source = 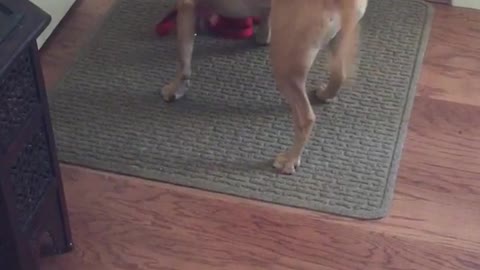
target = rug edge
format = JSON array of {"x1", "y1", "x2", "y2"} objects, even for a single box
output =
[{"x1": 376, "y1": 0, "x2": 435, "y2": 219}]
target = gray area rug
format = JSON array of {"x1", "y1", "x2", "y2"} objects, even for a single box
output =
[{"x1": 48, "y1": 0, "x2": 433, "y2": 219}]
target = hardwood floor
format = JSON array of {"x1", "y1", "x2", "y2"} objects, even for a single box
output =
[{"x1": 39, "y1": 1, "x2": 480, "y2": 269}]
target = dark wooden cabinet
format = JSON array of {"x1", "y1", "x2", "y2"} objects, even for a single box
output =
[{"x1": 0, "y1": 0, "x2": 73, "y2": 269}]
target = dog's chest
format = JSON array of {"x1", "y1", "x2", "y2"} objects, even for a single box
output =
[{"x1": 197, "y1": 0, "x2": 270, "y2": 17}]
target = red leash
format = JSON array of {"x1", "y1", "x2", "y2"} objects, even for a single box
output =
[{"x1": 155, "y1": 9, "x2": 259, "y2": 40}]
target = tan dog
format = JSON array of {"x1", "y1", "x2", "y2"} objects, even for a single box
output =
[{"x1": 162, "y1": 0, "x2": 368, "y2": 174}]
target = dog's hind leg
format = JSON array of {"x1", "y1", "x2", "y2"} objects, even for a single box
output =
[
  {"x1": 162, "y1": 0, "x2": 196, "y2": 102},
  {"x1": 316, "y1": 0, "x2": 366, "y2": 102},
  {"x1": 315, "y1": 31, "x2": 353, "y2": 103}
]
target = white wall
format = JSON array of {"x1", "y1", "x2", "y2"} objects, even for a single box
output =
[
  {"x1": 452, "y1": 0, "x2": 480, "y2": 9},
  {"x1": 29, "y1": 0, "x2": 77, "y2": 48}
]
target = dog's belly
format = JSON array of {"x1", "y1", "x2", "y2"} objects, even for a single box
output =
[{"x1": 197, "y1": 0, "x2": 270, "y2": 17}]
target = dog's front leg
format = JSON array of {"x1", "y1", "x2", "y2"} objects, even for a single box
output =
[
  {"x1": 270, "y1": 43, "x2": 318, "y2": 174},
  {"x1": 162, "y1": 0, "x2": 196, "y2": 102}
]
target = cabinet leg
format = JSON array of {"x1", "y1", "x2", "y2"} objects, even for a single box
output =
[{"x1": 37, "y1": 190, "x2": 74, "y2": 257}]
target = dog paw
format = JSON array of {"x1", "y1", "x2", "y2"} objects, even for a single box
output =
[
  {"x1": 273, "y1": 152, "x2": 301, "y2": 175},
  {"x1": 161, "y1": 80, "x2": 189, "y2": 103},
  {"x1": 315, "y1": 85, "x2": 338, "y2": 103}
]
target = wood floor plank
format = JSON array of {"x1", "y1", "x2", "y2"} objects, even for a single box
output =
[
  {"x1": 424, "y1": 5, "x2": 480, "y2": 72},
  {"x1": 402, "y1": 97, "x2": 480, "y2": 179},
  {"x1": 417, "y1": 5, "x2": 480, "y2": 105},
  {"x1": 40, "y1": 165, "x2": 479, "y2": 270},
  {"x1": 418, "y1": 63, "x2": 480, "y2": 106}
]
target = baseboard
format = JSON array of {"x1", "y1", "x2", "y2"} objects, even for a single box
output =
[
  {"x1": 452, "y1": 0, "x2": 480, "y2": 9},
  {"x1": 29, "y1": 0, "x2": 78, "y2": 48}
]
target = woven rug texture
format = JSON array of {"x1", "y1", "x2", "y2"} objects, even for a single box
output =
[{"x1": 48, "y1": 0, "x2": 433, "y2": 219}]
